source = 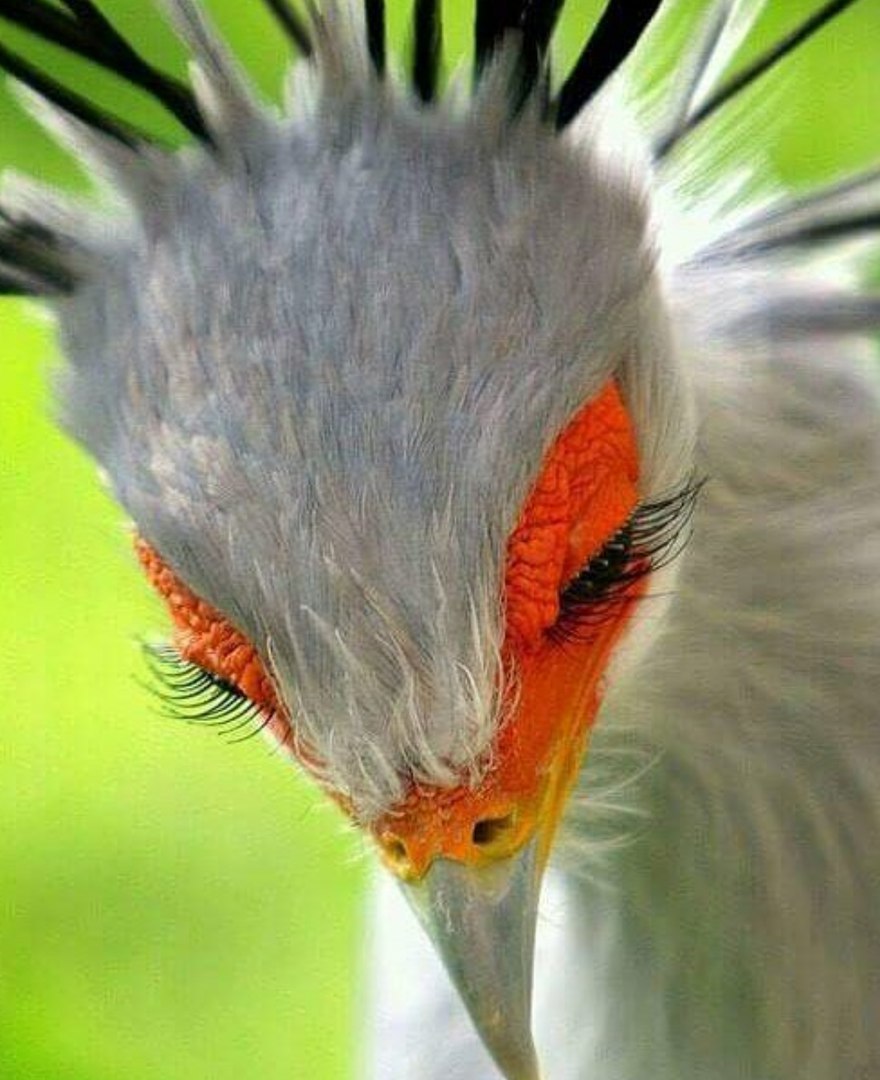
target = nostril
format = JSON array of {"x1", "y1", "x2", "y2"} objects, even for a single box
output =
[
  {"x1": 472, "y1": 813, "x2": 516, "y2": 848},
  {"x1": 380, "y1": 834, "x2": 410, "y2": 869},
  {"x1": 387, "y1": 837, "x2": 407, "y2": 861}
]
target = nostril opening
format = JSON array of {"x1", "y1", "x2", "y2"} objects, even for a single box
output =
[
  {"x1": 383, "y1": 836, "x2": 408, "y2": 864},
  {"x1": 472, "y1": 813, "x2": 515, "y2": 847}
]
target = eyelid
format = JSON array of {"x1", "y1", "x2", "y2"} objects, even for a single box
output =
[
  {"x1": 551, "y1": 477, "x2": 703, "y2": 642},
  {"x1": 135, "y1": 536, "x2": 282, "y2": 712},
  {"x1": 142, "y1": 641, "x2": 270, "y2": 742}
]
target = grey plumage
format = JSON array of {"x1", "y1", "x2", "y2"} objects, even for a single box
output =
[{"x1": 2, "y1": 0, "x2": 878, "y2": 1077}]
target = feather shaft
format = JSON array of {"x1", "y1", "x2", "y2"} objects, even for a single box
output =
[
  {"x1": 656, "y1": 0, "x2": 862, "y2": 157},
  {"x1": 555, "y1": 0, "x2": 664, "y2": 129},
  {"x1": 0, "y1": 0, "x2": 206, "y2": 140}
]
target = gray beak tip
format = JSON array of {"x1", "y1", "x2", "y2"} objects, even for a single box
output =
[{"x1": 398, "y1": 839, "x2": 543, "y2": 1080}]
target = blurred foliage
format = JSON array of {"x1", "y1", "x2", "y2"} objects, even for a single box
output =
[{"x1": 0, "y1": 1, "x2": 878, "y2": 1077}]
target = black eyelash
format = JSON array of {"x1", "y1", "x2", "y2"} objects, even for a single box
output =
[
  {"x1": 549, "y1": 477, "x2": 703, "y2": 645},
  {"x1": 141, "y1": 642, "x2": 269, "y2": 744}
]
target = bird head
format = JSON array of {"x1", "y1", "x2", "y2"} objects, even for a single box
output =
[
  {"x1": 0, "y1": 0, "x2": 703, "y2": 1076},
  {"x1": 120, "y1": 90, "x2": 694, "y2": 1073}
]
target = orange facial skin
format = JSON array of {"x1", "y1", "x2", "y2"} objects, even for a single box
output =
[
  {"x1": 503, "y1": 380, "x2": 640, "y2": 651},
  {"x1": 137, "y1": 378, "x2": 642, "y2": 881}
]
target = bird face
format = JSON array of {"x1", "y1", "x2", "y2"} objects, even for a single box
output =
[{"x1": 137, "y1": 379, "x2": 647, "y2": 872}]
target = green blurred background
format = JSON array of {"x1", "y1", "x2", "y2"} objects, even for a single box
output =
[{"x1": 0, "y1": 2, "x2": 878, "y2": 1077}]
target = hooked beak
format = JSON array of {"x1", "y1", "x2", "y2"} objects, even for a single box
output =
[{"x1": 399, "y1": 838, "x2": 543, "y2": 1080}]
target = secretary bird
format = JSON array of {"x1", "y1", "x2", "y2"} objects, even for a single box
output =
[{"x1": 2, "y1": 0, "x2": 879, "y2": 1077}]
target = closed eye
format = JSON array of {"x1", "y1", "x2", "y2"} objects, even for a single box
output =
[
  {"x1": 142, "y1": 642, "x2": 269, "y2": 743},
  {"x1": 550, "y1": 478, "x2": 703, "y2": 644}
]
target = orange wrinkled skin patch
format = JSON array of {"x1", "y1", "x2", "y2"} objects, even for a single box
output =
[
  {"x1": 135, "y1": 539, "x2": 289, "y2": 744},
  {"x1": 503, "y1": 379, "x2": 640, "y2": 651}
]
